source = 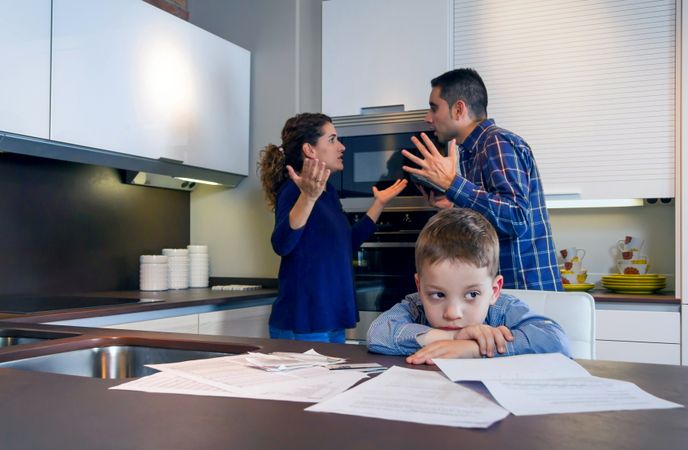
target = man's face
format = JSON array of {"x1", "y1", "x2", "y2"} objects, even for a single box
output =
[
  {"x1": 424, "y1": 87, "x2": 459, "y2": 144},
  {"x1": 415, "y1": 259, "x2": 502, "y2": 331}
]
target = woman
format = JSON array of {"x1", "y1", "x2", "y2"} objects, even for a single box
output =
[{"x1": 258, "y1": 113, "x2": 407, "y2": 343}]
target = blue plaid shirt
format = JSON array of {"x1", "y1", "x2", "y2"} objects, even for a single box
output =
[
  {"x1": 367, "y1": 292, "x2": 571, "y2": 358},
  {"x1": 447, "y1": 119, "x2": 562, "y2": 291}
]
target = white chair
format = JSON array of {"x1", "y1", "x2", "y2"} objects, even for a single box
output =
[{"x1": 502, "y1": 288, "x2": 596, "y2": 360}]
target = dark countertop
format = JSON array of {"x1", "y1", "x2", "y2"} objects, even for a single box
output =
[
  {"x1": 0, "y1": 323, "x2": 685, "y2": 450},
  {"x1": 0, "y1": 287, "x2": 280, "y2": 323},
  {"x1": 0, "y1": 284, "x2": 678, "y2": 327}
]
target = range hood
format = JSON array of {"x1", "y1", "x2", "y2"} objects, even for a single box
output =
[{"x1": 0, "y1": 131, "x2": 246, "y2": 190}]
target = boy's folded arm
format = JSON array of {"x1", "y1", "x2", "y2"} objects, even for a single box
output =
[{"x1": 367, "y1": 300, "x2": 433, "y2": 355}]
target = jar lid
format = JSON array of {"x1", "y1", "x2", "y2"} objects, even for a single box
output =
[{"x1": 140, "y1": 255, "x2": 168, "y2": 263}]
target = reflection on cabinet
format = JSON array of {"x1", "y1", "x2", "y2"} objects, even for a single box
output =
[
  {"x1": 322, "y1": 0, "x2": 449, "y2": 117},
  {"x1": 0, "y1": 0, "x2": 51, "y2": 139},
  {"x1": 345, "y1": 311, "x2": 382, "y2": 342},
  {"x1": 199, "y1": 306, "x2": 272, "y2": 339},
  {"x1": 595, "y1": 308, "x2": 681, "y2": 365},
  {"x1": 105, "y1": 314, "x2": 199, "y2": 334},
  {"x1": 51, "y1": 0, "x2": 250, "y2": 174}
]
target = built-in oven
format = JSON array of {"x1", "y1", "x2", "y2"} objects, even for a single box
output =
[
  {"x1": 344, "y1": 208, "x2": 438, "y2": 341},
  {"x1": 331, "y1": 111, "x2": 445, "y2": 341}
]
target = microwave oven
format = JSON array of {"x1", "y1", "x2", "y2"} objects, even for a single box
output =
[{"x1": 331, "y1": 110, "x2": 445, "y2": 211}]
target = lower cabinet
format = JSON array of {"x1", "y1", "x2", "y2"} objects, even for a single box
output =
[
  {"x1": 198, "y1": 305, "x2": 272, "y2": 339},
  {"x1": 105, "y1": 314, "x2": 199, "y2": 334},
  {"x1": 346, "y1": 311, "x2": 382, "y2": 342},
  {"x1": 595, "y1": 308, "x2": 681, "y2": 365}
]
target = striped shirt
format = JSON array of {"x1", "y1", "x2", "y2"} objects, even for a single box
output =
[
  {"x1": 447, "y1": 119, "x2": 562, "y2": 291},
  {"x1": 367, "y1": 292, "x2": 571, "y2": 357}
]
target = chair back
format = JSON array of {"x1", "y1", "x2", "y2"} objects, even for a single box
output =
[{"x1": 502, "y1": 288, "x2": 596, "y2": 359}]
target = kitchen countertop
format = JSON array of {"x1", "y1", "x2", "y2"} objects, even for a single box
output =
[
  {"x1": 0, "y1": 323, "x2": 685, "y2": 450},
  {"x1": 0, "y1": 284, "x2": 679, "y2": 326},
  {"x1": 0, "y1": 287, "x2": 280, "y2": 323}
]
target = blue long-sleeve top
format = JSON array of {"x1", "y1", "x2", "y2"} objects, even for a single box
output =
[
  {"x1": 270, "y1": 179, "x2": 376, "y2": 333},
  {"x1": 367, "y1": 292, "x2": 571, "y2": 358}
]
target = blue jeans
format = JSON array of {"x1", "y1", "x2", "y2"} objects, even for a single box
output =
[{"x1": 269, "y1": 326, "x2": 345, "y2": 343}]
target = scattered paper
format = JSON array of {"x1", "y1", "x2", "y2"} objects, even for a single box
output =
[
  {"x1": 111, "y1": 351, "x2": 365, "y2": 403},
  {"x1": 306, "y1": 366, "x2": 509, "y2": 428},
  {"x1": 434, "y1": 353, "x2": 683, "y2": 416},
  {"x1": 482, "y1": 376, "x2": 683, "y2": 416},
  {"x1": 434, "y1": 353, "x2": 590, "y2": 381}
]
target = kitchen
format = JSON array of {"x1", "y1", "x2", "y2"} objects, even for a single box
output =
[{"x1": 0, "y1": 0, "x2": 686, "y2": 448}]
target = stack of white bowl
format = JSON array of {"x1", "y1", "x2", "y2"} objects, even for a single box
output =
[
  {"x1": 140, "y1": 255, "x2": 168, "y2": 291},
  {"x1": 163, "y1": 248, "x2": 189, "y2": 289},
  {"x1": 188, "y1": 245, "x2": 209, "y2": 288}
]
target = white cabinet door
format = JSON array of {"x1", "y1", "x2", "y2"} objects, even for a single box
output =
[
  {"x1": 51, "y1": 0, "x2": 249, "y2": 174},
  {"x1": 595, "y1": 308, "x2": 681, "y2": 365},
  {"x1": 105, "y1": 314, "x2": 199, "y2": 334},
  {"x1": 596, "y1": 341, "x2": 681, "y2": 365},
  {"x1": 322, "y1": 0, "x2": 450, "y2": 117},
  {"x1": 199, "y1": 306, "x2": 272, "y2": 339},
  {"x1": 0, "y1": 0, "x2": 51, "y2": 139}
]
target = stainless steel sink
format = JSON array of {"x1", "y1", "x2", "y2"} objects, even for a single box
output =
[
  {"x1": 0, "y1": 342, "x2": 257, "y2": 379},
  {"x1": 0, "y1": 329, "x2": 80, "y2": 347}
]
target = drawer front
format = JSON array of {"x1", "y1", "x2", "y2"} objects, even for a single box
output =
[
  {"x1": 106, "y1": 314, "x2": 199, "y2": 334},
  {"x1": 199, "y1": 306, "x2": 272, "y2": 338},
  {"x1": 595, "y1": 310, "x2": 680, "y2": 343},
  {"x1": 596, "y1": 340, "x2": 681, "y2": 365}
]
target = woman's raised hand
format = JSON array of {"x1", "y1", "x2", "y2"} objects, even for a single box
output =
[
  {"x1": 286, "y1": 158, "x2": 330, "y2": 200},
  {"x1": 372, "y1": 178, "x2": 408, "y2": 206}
]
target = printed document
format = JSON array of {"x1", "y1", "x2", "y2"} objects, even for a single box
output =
[
  {"x1": 306, "y1": 366, "x2": 509, "y2": 428},
  {"x1": 111, "y1": 352, "x2": 366, "y2": 403},
  {"x1": 434, "y1": 353, "x2": 683, "y2": 415}
]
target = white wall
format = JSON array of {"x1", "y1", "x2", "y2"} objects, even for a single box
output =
[
  {"x1": 550, "y1": 203, "x2": 676, "y2": 288},
  {"x1": 187, "y1": 0, "x2": 322, "y2": 277}
]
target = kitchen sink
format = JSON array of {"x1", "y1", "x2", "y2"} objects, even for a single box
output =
[
  {"x1": 0, "y1": 329, "x2": 80, "y2": 347},
  {"x1": 0, "y1": 295, "x2": 155, "y2": 313},
  {"x1": 0, "y1": 341, "x2": 259, "y2": 379}
]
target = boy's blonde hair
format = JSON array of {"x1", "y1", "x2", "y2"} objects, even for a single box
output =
[{"x1": 415, "y1": 208, "x2": 500, "y2": 277}]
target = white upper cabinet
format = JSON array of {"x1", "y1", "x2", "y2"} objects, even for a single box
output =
[
  {"x1": 51, "y1": 0, "x2": 250, "y2": 175},
  {"x1": 322, "y1": 0, "x2": 450, "y2": 117},
  {"x1": 0, "y1": 0, "x2": 51, "y2": 139}
]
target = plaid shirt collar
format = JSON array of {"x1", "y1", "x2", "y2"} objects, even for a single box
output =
[{"x1": 460, "y1": 118, "x2": 496, "y2": 156}]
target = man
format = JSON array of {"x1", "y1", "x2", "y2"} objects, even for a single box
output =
[{"x1": 402, "y1": 68, "x2": 561, "y2": 291}]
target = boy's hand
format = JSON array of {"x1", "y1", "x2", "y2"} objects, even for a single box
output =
[
  {"x1": 406, "y1": 340, "x2": 480, "y2": 365},
  {"x1": 454, "y1": 325, "x2": 513, "y2": 357}
]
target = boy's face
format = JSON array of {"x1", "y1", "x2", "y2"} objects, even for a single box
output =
[{"x1": 415, "y1": 259, "x2": 503, "y2": 331}]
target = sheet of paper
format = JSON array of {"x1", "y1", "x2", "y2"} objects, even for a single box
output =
[
  {"x1": 434, "y1": 353, "x2": 591, "y2": 381},
  {"x1": 483, "y1": 376, "x2": 684, "y2": 416},
  {"x1": 306, "y1": 366, "x2": 509, "y2": 428},
  {"x1": 111, "y1": 371, "x2": 240, "y2": 397},
  {"x1": 144, "y1": 354, "x2": 366, "y2": 402}
]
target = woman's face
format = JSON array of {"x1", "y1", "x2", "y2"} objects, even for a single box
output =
[{"x1": 306, "y1": 122, "x2": 345, "y2": 173}]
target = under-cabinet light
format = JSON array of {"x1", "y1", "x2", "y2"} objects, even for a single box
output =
[
  {"x1": 174, "y1": 177, "x2": 222, "y2": 186},
  {"x1": 545, "y1": 198, "x2": 645, "y2": 209}
]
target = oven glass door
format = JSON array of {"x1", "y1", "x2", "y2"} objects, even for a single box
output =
[{"x1": 340, "y1": 132, "x2": 442, "y2": 198}]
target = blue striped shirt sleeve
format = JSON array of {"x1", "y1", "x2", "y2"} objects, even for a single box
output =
[{"x1": 366, "y1": 295, "x2": 431, "y2": 355}]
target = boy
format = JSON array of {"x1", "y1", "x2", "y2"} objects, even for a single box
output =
[{"x1": 367, "y1": 208, "x2": 570, "y2": 364}]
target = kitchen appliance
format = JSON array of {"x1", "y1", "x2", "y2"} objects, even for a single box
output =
[
  {"x1": 348, "y1": 210, "x2": 436, "y2": 312},
  {"x1": 332, "y1": 110, "x2": 447, "y2": 210}
]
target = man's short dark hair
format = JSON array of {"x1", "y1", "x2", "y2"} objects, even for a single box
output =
[{"x1": 431, "y1": 68, "x2": 488, "y2": 120}]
